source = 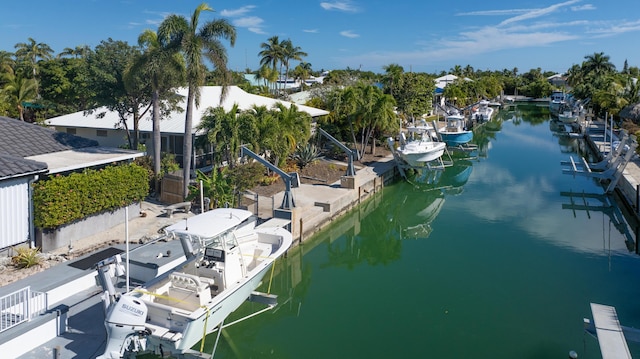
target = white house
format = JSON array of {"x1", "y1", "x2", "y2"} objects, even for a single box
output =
[{"x1": 46, "y1": 86, "x2": 329, "y2": 169}]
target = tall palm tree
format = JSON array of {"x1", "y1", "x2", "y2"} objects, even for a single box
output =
[
  {"x1": 158, "y1": 2, "x2": 236, "y2": 198},
  {"x1": 127, "y1": 29, "x2": 185, "y2": 193},
  {"x1": 14, "y1": 37, "x2": 53, "y2": 97},
  {"x1": 258, "y1": 36, "x2": 282, "y2": 93},
  {"x1": 292, "y1": 62, "x2": 312, "y2": 91},
  {"x1": 280, "y1": 39, "x2": 307, "y2": 92},
  {"x1": 582, "y1": 52, "x2": 616, "y2": 77}
]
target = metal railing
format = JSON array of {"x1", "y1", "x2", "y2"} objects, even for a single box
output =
[{"x1": 0, "y1": 286, "x2": 47, "y2": 333}]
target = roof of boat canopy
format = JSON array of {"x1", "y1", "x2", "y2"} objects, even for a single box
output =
[{"x1": 164, "y1": 208, "x2": 254, "y2": 238}]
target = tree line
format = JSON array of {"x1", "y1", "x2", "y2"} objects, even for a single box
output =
[{"x1": 1, "y1": 1, "x2": 639, "y2": 201}]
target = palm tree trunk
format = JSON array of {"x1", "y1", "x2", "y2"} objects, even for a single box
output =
[
  {"x1": 152, "y1": 90, "x2": 161, "y2": 194},
  {"x1": 183, "y1": 86, "x2": 195, "y2": 199}
]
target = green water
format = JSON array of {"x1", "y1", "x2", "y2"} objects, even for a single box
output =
[{"x1": 204, "y1": 105, "x2": 640, "y2": 358}]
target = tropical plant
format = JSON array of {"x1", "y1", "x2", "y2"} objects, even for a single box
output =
[
  {"x1": 292, "y1": 143, "x2": 321, "y2": 168},
  {"x1": 187, "y1": 168, "x2": 235, "y2": 208},
  {"x1": 1, "y1": 65, "x2": 37, "y2": 120},
  {"x1": 12, "y1": 247, "x2": 42, "y2": 269},
  {"x1": 158, "y1": 2, "x2": 237, "y2": 199}
]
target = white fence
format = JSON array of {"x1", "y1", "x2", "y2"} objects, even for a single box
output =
[{"x1": 0, "y1": 286, "x2": 47, "y2": 332}]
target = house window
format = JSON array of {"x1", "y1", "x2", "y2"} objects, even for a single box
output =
[
  {"x1": 96, "y1": 130, "x2": 108, "y2": 137},
  {"x1": 66, "y1": 128, "x2": 76, "y2": 135}
]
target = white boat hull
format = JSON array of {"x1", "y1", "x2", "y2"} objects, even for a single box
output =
[{"x1": 397, "y1": 141, "x2": 446, "y2": 166}]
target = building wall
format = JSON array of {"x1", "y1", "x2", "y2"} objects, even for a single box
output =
[
  {"x1": 0, "y1": 177, "x2": 31, "y2": 249},
  {"x1": 52, "y1": 126, "x2": 129, "y2": 148}
]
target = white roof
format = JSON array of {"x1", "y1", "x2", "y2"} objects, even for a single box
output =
[
  {"x1": 164, "y1": 208, "x2": 253, "y2": 238},
  {"x1": 434, "y1": 74, "x2": 472, "y2": 89},
  {"x1": 25, "y1": 147, "x2": 144, "y2": 174},
  {"x1": 46, "y1": 86, "x2": 330, "y2": 135}
]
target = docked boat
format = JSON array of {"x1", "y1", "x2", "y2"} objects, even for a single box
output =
[
  {"x1": 558, "y1": 108, "x2": 579, "y2": 123},
  {"x1": 438, "y1": 113, "x2": 473, "y2": 147},
  {"x1": 470, "y1": 100, "x2": 494, "y2": 122},
  {"x1": 391, "y1": 126, "x2": 446, "y2": 167},
  {"x1": 549, "y1": 90, "x2": 566, "y2": 116},
  {"x1": 96, "y1": 208, "x2": 293, "y2": 359}
]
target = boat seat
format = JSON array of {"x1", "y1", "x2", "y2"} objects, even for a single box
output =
[{"x1": 168, "y1": 272, "x2": 212, "y2": 309}]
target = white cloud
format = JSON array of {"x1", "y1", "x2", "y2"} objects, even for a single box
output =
[
  {"x1": 320, "y1": 1, "x2": 359, "y2": 12},
  {"x1": 303, "y1": 29, "x2": 319, "y2": 33},
  {"x1": 340, "y1": 30, "x2": 360, "y2": 38},
  {"x1": 499, "y1": 0, "x2": 580, "y2": 26},
  {"x1": 571, "y1": 4, "x2": 596, "y2": 11},
  {"x1": 586, "y1": 19, "x2": 640, "y2": 37},
  {"x1": 232, "y1": 16, "x2": 266, "y2": 34},
  {"x1": 220, "y1": 6, "x2": 256, "y2": 17}
]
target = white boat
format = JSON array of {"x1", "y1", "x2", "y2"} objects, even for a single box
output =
[
  {"x1": 549, "y1": 90, "x2": 566, "y2": 116},
  {"x1": 392, "y1": 126, "x2": 446, "y2": 167},
  {"x1": 470, "y1": 100, "x2": 494, "y2": 122},
  {"x1": 438, "y1": 113, "x2": 473, "y2": 146},
  {"x1": 558, "y1": 109, "x2": 579, "y2": 123},
  {"x1": 97, "y1": 208, "x2": 293, "y2": 359}
]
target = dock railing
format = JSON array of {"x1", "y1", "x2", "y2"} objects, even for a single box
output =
[{"x1": 0, "y1": 286, "x2": 47, "y2": 333}]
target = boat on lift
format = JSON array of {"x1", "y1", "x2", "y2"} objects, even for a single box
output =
[
  {"x1": 549, "y1": 90, "x2": 566, "y2": 116},
  {"x1": 438, "y1": 112, "x2": 473, "y2": 147},
  {"x1": 96, "y1": 208, "x2": 293, "y2": 359},
  {"x1": 470, "y1": 100, "x2": 494, "y2": 122},
  {"x1": 390, "y1": 125, "x2": 447, "y2": 167}
]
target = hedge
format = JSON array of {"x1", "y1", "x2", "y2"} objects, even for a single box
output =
[{"x1": 32, "y1": 163, "x2": 149, "y2": 229}]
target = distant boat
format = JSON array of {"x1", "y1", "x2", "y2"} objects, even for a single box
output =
[
  {"x1": 97, "y1": 208, "x2": 293, "y2": 359},
  {"x1": 438, "y1": 113, "x2": 473, "y2": 146},
  {"x1": 390, "y1": 125, "x2": 446, "y2": 167},
  {"x1": 558, "y1": 109, "x2": 579, "y2": 123},
  {"x1": 549, "y1": 90, "x2": 566, "y2": 116},
  {"x1": 470, "y1": 100, "x2": 494, "y2": 122}
]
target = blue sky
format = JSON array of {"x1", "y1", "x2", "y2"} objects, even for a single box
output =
[{"x1": 2, "y1": 0, "x2": 639, "y2": 75}]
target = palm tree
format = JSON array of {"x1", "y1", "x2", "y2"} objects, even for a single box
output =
[
  {"x1": 2, "y1": 66, "x2": 37, "y2": 120},
  {"x1": 158, "y1": 2, "x2": 236, "y2": 198},
  {"x1": 292, "y1": 62, "x2": 312, "y2": 91},
  {"x1": 382, "y1": 63, "x2": 404, "y2": 98},
  {"x1": 280, "y1": 39, "x2": 307, "y2": 92},
  {"x1": 582, "y1": 52, "x2": 616, "y2": 77},
  {"x1": 57, "y1": 45, "x2": 91, "y2": 59},
  {"x1": 258, "y1": 36, "x2": 282, "y2": 93},
  {"x1": 14, "y1": 37, "x2": 53, "y2": 97},
  {"x1": 127, "y1": 29, "x2": 185, "y2": 193}
]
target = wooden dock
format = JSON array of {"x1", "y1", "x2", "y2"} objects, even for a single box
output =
[{"x1": 587, "y1": 303, "x2": 632, "y2": 359}]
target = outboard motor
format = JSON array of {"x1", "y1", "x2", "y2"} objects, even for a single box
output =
[{"x1": 97, "y1": 295, "x2": 148, "y2": 359}]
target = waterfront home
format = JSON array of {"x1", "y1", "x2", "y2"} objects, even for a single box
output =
[
  {"x1": 46, "y1": 86, "x2": 329, "y2": 170},
  {"x1": 0, "y1": 116, "x2": 143, "y2": 253}
]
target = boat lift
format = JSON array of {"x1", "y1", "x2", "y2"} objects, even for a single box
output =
[
  {"x1": 561, "y1": 133, "x2": 638, "y2": 193},
  {"x1": 240, "y1": 146, "x2": 299, "y2": 209},
  {"x1": 316, "y1": 127, "x2": 356, "y2": 177}
]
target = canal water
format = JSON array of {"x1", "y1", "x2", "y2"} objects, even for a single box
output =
[{"x1": 203, "y1": 105, "x2": 640, "y2": 358}]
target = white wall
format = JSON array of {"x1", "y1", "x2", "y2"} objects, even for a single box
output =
[{"x1": 0, "y1": 178, "x2": 30, "y2": 249}]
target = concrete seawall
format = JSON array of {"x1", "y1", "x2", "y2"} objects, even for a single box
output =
[{"x1": 261, "y1": 158, "x2": 399, "y2": 244}]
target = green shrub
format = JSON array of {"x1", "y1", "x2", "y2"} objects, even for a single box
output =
[
  {"x1": 12, "y1": 247, "x2": 42, "y2": 268},
  {"x1": 32, "y1": 163, "x2": 149, "y2": 229}
]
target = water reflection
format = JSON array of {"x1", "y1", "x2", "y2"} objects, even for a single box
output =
[
  {"x1": 560, "y1": 190, "x2": 636, "y2": 253},
  {"x1": 391, "y1": 160, "x2": 473, "y2": 239}
]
